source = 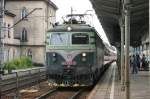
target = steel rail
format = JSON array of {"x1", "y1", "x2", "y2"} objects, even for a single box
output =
[
  {"x1": 36, "y1": 88, "x2": 58, "y2": 99},
  {"x1": 69, "y1": 87, "x2": 88, "y2": 99}
]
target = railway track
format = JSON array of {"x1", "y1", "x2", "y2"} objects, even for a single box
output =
[
  {"x1": 0, "y1": 67, "x2": 47, "y2": 97},
  {"x1": 0, "y1": 61, "x2": 112, "y2": 99},
  {"x1": 36, "y1": 88, "x2": 58, "y2": 99},
  {"x1": 36, "y1": 87, "x2": 90, "y2": 99},
  {"x1": 35, "y1": 62, "x2": 112, "y2": 99},
  {"x1": 69, "y1": 87, "x2": 90, "y2": 99}
]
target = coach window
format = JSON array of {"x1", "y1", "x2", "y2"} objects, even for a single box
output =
[{"x1": 72, "y1": 33, "x2": 89, "y2": 44}]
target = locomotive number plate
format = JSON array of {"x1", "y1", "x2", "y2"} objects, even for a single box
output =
[{"x1": 62, "y1": 61, "x2": 77, "y2": 65}]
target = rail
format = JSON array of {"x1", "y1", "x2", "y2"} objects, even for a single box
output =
[
  {"x1": 36, "y1": 89, "x2": 58, "y2": 99},
  {"x1": 0, "y1": 67, "x2": 47, "y2": 96},
  {"x1": 69, "y1": 87, "x2": 87, "y2": 99},
  {"x1": 36, "y1": 87, "x2": 87, "y2": 99}
]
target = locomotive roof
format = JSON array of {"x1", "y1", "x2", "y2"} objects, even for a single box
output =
[{"x1": 48, "y1": 24, "x2": 96, "y2": 32}]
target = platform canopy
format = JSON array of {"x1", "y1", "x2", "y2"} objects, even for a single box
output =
[{"x1": 90, "y1": 0, "x2": 149, "y2": 47}]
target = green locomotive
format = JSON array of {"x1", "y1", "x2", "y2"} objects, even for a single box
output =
[{"x1": 46, "y1": 15, "x2": 105, "y2": 87}]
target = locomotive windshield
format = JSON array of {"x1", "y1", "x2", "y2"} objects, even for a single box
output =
[
  {"x1": 72, "y1": 33, "x2": 89, "y2": 44},
  {"x1": 50, "y1": 33, "x2": 68, "y2": 45}
]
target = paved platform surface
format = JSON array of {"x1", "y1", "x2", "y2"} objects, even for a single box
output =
[
  {"x1": 130, "y1": 71, "x2": 150, "y2": 99},
  {"x1": 88, "y1": 62, "x2": 150, "y2": 99}
]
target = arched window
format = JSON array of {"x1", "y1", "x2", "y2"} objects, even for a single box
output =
[
  {"x1": 21, "y1": 28, "x2": 27, "y2": 42},
  {"x1": 13, "y1": 49, "x2": 15, "y2": 59},
  {"x1": 7, "y1": 49, "x2": 10, "y2": 61},
  {"x1": 27, "y1": 49, "x2": 32, "y2": 58},
  {"x1": 8, "y1": 24, "x2": 10, "y2": 38},
  {"x1": 21, "y1": 7, "x2": 28, "y2": 19}
]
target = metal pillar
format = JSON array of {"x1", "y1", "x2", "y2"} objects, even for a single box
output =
[
  {"x1": 0, "y1": 0, "x2": 5, "y2": 74},
  {"x1": 120, "y1": 18, "x2": 125, "y2": 91},
  {"x1": 149, "y1": 2, "x2": 150, "y2": 83},
  {"x1": 124, "y1": 0, "x2": 131, "y2": 98},
  {"x1": 117, "y1": 48, "x2": 121, "y2": 80},
  {"x1": 149, "y1": 8, "x2": 150, "y2": 67}
]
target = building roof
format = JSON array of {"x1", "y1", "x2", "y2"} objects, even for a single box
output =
[
  {"x1": 90, "y1": 0, "x2": 148, "y2": 47},
  {"x1": 5, "y1": 10, "x2": 16, "y2": 17},
  {"x1": 46, "y1": 0, "x2": 58, "y2": 10},
  {"x1": 6, "y1": 0, "x2": 58, "y2": 10}
]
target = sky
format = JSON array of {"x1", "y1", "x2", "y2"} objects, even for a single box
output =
[{"x1": 51, "y1": 0, "x2": 109, "y2": 44}]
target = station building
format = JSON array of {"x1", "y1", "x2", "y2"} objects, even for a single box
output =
[{"x1": 5, "y1": 0, "x2": 58, "y2": 65}]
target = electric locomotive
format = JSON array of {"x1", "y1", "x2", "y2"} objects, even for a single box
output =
[{"x1": 46, "y1": 14, "x2": 105, "y2": 87}]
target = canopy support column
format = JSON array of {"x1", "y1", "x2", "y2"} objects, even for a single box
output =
[{"x1": 124, "y1": 0, "x2": 131, "y2": 99}]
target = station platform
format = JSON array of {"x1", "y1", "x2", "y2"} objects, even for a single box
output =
[{"x1": 88, "y1": 62, "x2": 150, "y2": 99}]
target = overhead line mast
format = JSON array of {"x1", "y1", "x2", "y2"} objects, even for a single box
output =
[{"x1": 0, "y1": 0, "x2": 5, "y2": 74}]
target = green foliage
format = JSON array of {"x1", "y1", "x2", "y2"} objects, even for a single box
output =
[
  {"x1": 4, "y1": 56, "x2": 33, "y2": 72},
  {"x1": 4, "y1": 61, "x2": 16, "y2": 73}
]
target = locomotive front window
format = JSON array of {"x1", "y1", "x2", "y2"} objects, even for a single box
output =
[
  {"x1": 50, "y1": 33, "x2": 68, "y2": 45},
  {"x1": 72, "y1": 33, "x2": 89, "y2": 44}
]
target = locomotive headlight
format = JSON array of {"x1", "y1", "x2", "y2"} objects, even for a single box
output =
[
  {"x1": 52, "y1": 53, "x2": 56, "y2": 62},
  {"x1": 82, "y1": 53, "x2": 86, "y2": 57},
  {"x1": 52, "y1": 53, "x2": 56, "y2": 57},
  {"x1": 67, "y1": 26, "x2": 72, "y2": 31}
]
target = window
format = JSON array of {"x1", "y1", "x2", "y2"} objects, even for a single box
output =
[
  {"x1": 72, "y1": 33, "x2": 89, "y2": 44},
  {"x1": 27, "y1": 49, "x2": 32, "y2": 58},
  {"x1": 13, "y1": 49, "x2": 15, "y2": 59},
  {"x1": 21, "y1": 28, "x2": 27, "y2": 42},
  {"x1": 50, "y1": 33, "x2": 68, "y2": 45},
  {"x1": 21, "y1": 7, "x2": 28, "y2": 19},
  {"x1": 7, "y1": 49, "x2": 10, "y2": 61},
  {"x1": 8, "y1": 24, "x2": 10, "y2": 38},
  {"x1": 4, "y1": 22, "x2": 6, "y2": 38}
]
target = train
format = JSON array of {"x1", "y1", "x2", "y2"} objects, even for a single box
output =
[{"x1": 46, "y1": 14, "x2": 112, "y2": 87}]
